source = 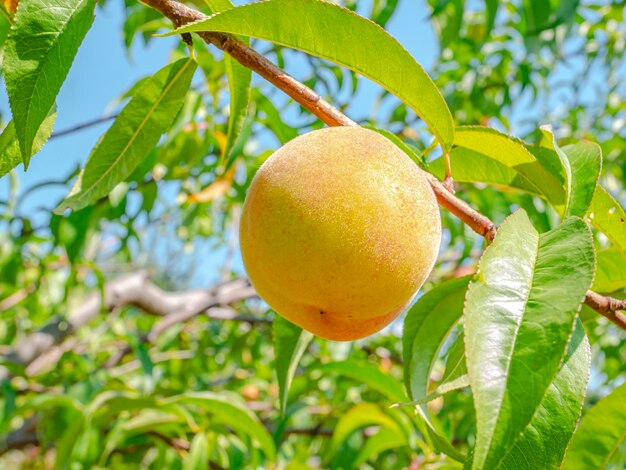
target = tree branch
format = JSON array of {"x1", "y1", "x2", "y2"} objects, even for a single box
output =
[
  {"x1": 0, "y1": 272, "x2": 257, "y2": 382},
  {"x1": 50, "y1": 114, "x2": 118, "y2": 139},
  {"x1": 141, "y1": 0, "x2": 626, "y2": 329}
]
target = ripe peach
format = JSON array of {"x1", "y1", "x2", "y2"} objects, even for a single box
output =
[{"x1": 240, "y1": 127, "x2": 441, "y2": 340}]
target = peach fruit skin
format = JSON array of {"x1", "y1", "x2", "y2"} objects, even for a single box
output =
[{"x1": 239, "y1": 127, "x2": 441, "y2": 341}]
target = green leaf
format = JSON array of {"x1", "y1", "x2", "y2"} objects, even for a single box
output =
[
  {"x1": 254, "y1": 90, "x2": 299, "y2": 144},
  {"x1": 593, "y1": 247, "x2": 626, "y2": 293},
  {"x1": 184, "y1": 433, "x2": 210, "y2": 470},
  {"x1": 402, "y1": 276, "x2": 470, "y2": 400},
  {"x1": 429, "y1": 148, "x2": 543, "y2": 196},
  {"x1": 561, "y1": 141, "x2": 602, "y2": 217},
  {"x1": 222, "y1": 55, "x2": 251, "y2": 164},
  {"x1": 441, "y1": 331, "x2": 467, "y2": 385},
  {"x1": 354, "y1": 426, "x2": 408, "y2": 466},
  {"x1": 415, "y1": 406, "x2": 466, "y2": 463},
  {"x1": 161, "y1": 0, "x2": 454, "y2": 151},
  {"x1": 101, "y1": 409, "x2": 184, "y2": 463},
  {"x1": 0, "y1": 110, "x2": 57, "y2": 177},
  {"x1": 453, "y1": 126, "x2": 566, "y2": 207},
  {"x1": 536, "y1": 127, "x2": 573, "y2": 213},
  {"x1": 316, "y1": 359, "x2": 407, "y2": 404},
  {"x1": 499, "y1": 320, "x2": 591, "y2": 469},
  {"x1": 4, "y1": 0, "x2": 95, "y2": 164},
  {"x1": 465, "y1": 211, "x2": 595, "y2": 469},
  {"x1": 406, "y1": 374, "x2": 470, "y2": 406},
  {"x1": 330, "y1": 403, "x2": 407, "y2": 456},
  {"x1": 164, "y1": 392, "x2": 276, "y2": 460},
  {"x1": 55, "y1": 58, "x2": 197, "y2": 212},
  {"x1": 273, "y1": 314, "x2": 313, "y2": 415},
  {"x1": 56, "y1": 414, "x2": 86, "y2": 470},
  {"x1": 587, "y1": 185, "x2": 626, "y2": 257},
  {"x1": 562, "y1": 381, "x2": 626, "y2": 469},
  {"x1": 485, "y1": 0, "x2": 498, "y2": 37},
  {"x1": 370, "y1": 0, "x2": 399, "y2": 27},
  {"x1": 204, "y1": 0, "x2": 251, "y2": 166}
]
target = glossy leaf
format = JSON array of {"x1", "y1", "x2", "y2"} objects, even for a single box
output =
[
  {"x1": 55, "y1": 58, "x2": 197, "y2": 213},
  {"x1": 465, "y1": 210, "x2": 595, "y2": 469},
  {"x1": 432, "y1": 143, "x2": 624, "y2": 258},
  {"x1": 499, "y1": 320, "x2": 591, "y2": 469},
  {"x1": 273, "y1": 314, "x2": 313, "y2": 415},
  {"x1": 402, "y1": 276, "x2": 470, "y2": 400},
  {"x1": 162, "y1": 0, "x2": 455, "y2": 151},
  {"x1": 588, "y1": 185, "x2": 626, "y2": 257},
  {"x1": 4, "y1": 0, "x2": 95, "y2": 164},
  {"x1": 562, "y1": 381, "x2": 626, "y2": 469},
  {"x1": 0, "y1": 110, "x2": 56, "y2": 177}
]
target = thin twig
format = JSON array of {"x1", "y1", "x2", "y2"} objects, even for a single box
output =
[
  {"x1": 50, "y1": 114, "x2": 118, "y2": 139},
  {"x1": 141, "y1": 0, "x2": 626, "y2": 330},
  {"x1": 0, "y1": 273, "x2": 258, "y2": 381}
]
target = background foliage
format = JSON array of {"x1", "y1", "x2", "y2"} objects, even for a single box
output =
[{"x1": 1, "y1": 0, "x2": 625, "y2": 468}]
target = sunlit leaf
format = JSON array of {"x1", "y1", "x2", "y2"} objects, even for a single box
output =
[
  {"x1": 465, "y1": 211, "x2": 595, "y2": 469},
  {"x1": 560, "y1": 141, "x2": 602, "y2": 217},
  {"x1": 273, "y1": 314, "x2": 313, "y2": 415},
  {"x1": 453, "y1": 126, "x2": 565, "y2": 207},
  {"x1": 593, "y1": 247, "x2": 626, "y2": 293},
  {"x1": 562, "y1": 381, "x2": 626, "y2": 469},
  {"x1": 55, "y1": 58, "x2": 197, "y2": 213},
  {"x1": 587, "y1": 185, "x2": 626, "y2": 257},
  {"x1": 402, "y1": 276, "x2": 470, "y2": 400},
  {"x1": 161, "y1": 0, "x2": 455, "y2": 151},
  {"x1": 4, "y1": 0, "x2": 95, "y2": 164},
  {"x1": 499, "y1": 320, "x2": 591, "y2": 469},
  {"x1": 0, "y1": 110, "x2": 56, "y2": 177},
  {"x1": 205, "y1": 0, "x2": 252, "y2": 166}
]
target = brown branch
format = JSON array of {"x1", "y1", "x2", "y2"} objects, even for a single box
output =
[
  {"x1": 103, "y1": 280, "x2": 258, "y2": 368},
  {"x1": 142, "y1": 0, "x2": 626, "y2": 330},
  {"x1": 584, "y1": 290, "x2": 626, "y2": 329},
  {"x1": 0, "y1": 272, "x2": 258, "y2": 381},
  {"x1": 0, "y1": 286, "x2": 33, "y2": 311}
]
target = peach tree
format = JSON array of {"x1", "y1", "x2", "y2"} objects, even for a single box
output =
[{"x1": 1, "y1": 0, "x2": 625, "y2": 468}]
